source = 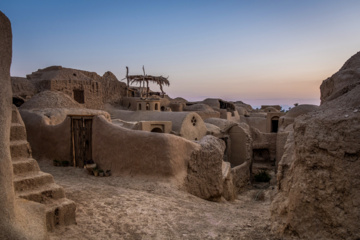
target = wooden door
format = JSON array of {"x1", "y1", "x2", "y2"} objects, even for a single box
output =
[{"x1": 71, "y1": 117, "x2": 92, "y2": 167}]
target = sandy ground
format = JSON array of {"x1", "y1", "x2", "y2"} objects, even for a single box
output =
[{"x1": 39, "y1": 161, "x2": 277, "y2": 240}]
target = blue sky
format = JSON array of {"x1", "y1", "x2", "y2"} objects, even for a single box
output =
[{"x1": 1, "y1": 0, "x2": 360, "y2": 107}]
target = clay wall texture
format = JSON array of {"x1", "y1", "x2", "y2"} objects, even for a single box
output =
[
  {"x1": 244, "y1": 116, "x2": 267, "y2": 133},
  {"x1": 38, "y1": 79, "x2": 103, "y2": 109},
  {"x1": 0, "y1": 10, "x2": 17, "y2": 234},
  {"x1": 229, "y1": 124, "x2": 252, "y2": 167},
  {"x1": 271, "y1": 51, "x2": 360, "y2": 239}
]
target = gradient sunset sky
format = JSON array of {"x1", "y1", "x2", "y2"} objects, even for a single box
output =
[{"x1": 1, "y1": 0, "x2": 360, "y2": 108}]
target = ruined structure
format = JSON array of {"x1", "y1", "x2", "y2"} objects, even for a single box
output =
[
  {"x1": 14, "y1": 65, "x2": 127, "y2": 109},
  {"x1": 271, "y1": 52, "x2": 360, "y2": 239}
]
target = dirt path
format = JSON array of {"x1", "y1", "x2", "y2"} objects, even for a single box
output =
[{"x1": 39, "y1": 161, "x2": 277, "y2": 240}]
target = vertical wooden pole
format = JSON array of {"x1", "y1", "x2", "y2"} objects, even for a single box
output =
[
  {"x1": 126, "y1": 66, "x2": 129, "y2": 97},
  {"x1": 71, "y1": 118, "x2": 76, "y2": 167}
]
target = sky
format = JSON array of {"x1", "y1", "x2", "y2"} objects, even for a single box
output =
[{"x1": 1, "y1": 0, "x2": 360, "y2": 108}]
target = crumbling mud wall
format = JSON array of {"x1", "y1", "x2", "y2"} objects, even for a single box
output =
[
  {"x1": 0, "y1": 11, "x2": 48, "y2": 240},
  {"x1": 271, "y1": 52, "x2": 360, "y2": 240},
  {"x1": 101, "y1": 71, "x2": 127, "y2": 104},
  {"x1": 25, "y1": 66, "x2": 127, "y2": 109},
  {"x1": 185, "y1": 136, "x2": 227, "y2": 201}
]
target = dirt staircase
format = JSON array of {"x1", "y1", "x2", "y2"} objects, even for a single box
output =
[{"x1": 10, "y1": 106, "x2": 76, "y2": 231}]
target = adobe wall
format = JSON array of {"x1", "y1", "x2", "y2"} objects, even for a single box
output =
[
  {"x1": 0, "y1": 11, "x2": 17, "y2": 237},
  {"x1": 138, "y1": 121, "x2": 172, "y2": 133},
  {"x1": 19, "y1": 108, "x2": 110, "y2": 163},
  {"x1": 266, "y1": 112, "x2": 285, "y2": 133},
  {"x1": 108, "y1": 109, "x2": 207, "y2": 141},
  {"x1": 231, "y1": 161, "x2": 251, "y2": 193},
  {"x1": 100, "y1": 71, "x2": 127, "y2": 104},
  {"x1": 192, "y1": 110, "x2": 220, "y2": 120},
  {"x1": 275, "y1": 131, "x2": 290, "y2": 168},
  {"x1": 251, "y1": 127, "x2": 277, "y2": 162},
  {"x1": 92, "y1": 115, "x2": 198, "y2": 182},
  {"x1": 136, "y1": 99, "x2": 161, "y2": 111},
  {"x1": 11, "y1": 76, "x2": 37, "y2": 100},
  {"x1": 228, "y1": 123, "x2": 252, "y2": 167},
  {"x1": 20, "y1": 110, "x2": 71, "y2": 162},
  {"x1": 0, "y1": 11, "x2": 48, "y2": 240},
  {"x1": 122, "y1": 97, "x2": 169, "y2": 111},
  {"x1": 220, "y1": 109, "x2": 240, "y2": 122},
  {"x1": 244, "y1": 116, "x2": 267, "y2": 132},
  {"x1": 48, "y1": 79, "x2": 103, "y2": 109}
]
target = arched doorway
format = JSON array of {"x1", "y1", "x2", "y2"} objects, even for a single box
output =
[
  {"x1": 151, "y1": 127, "x2": 163, "y2": 133},
  {"x1": 271, "y1": 116, "x2": 279, "y2": 133}
]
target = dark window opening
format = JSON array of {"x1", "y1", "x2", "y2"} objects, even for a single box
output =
[
  {"x1": 73, "y1": 73, "x2": 77, "y2": 77},
  {"x1": 151, "y1": 127, "x2": 163, "y2": 133},
  {"x1": 73, "y1": 90, "x2": 84, "y2": 104},
  {"x1": 155, "y1": 103, "x2": 158, "y2": 110},
  {"x1": 146, "y1": 103, "x2": 150, "y2": 110},
  {"x1": 161, "y1": 106, "x2": 165, "y2": 111},
  {"x1": 219, "y1": 100, "x2": 235, "y2": 111},
  {"x1": 138, "y1": 103, "x2": 142, "y2": 110}
]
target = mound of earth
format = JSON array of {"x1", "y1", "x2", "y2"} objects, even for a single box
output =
[
  {"x1": 20, "y1": 90, "x2": 83, "y2": 109},
  {"x1": 184, "y1": 103, "x2": 215, "y2": 112}
]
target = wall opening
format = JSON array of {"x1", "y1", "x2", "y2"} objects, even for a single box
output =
[
  {"x1": 191, "y1": 116, "x2": 197, "y2": 126},
  {"x1": 138, "y1": 103, "x2": 142, "y2": 110},
  {"x1": 253, "y1": 148, "x2": 270, "y2": 162},
  {"x1": 155, "y1": 103, "x2": 158, "y2": 110},
  {"x1": 271, "y1": 116, "x2": 279, "y2": 133},
  {"x1": 13, "y1": 97, "x2": 25, "y2": 107},
  {"x1": 146, "y1": 103, "x2": 150, "y2": 110},
  {"x1": 161, "y1": 106, "x2": 165, "y2": 111},
  {"x1": 73, "y1": 89, "x2": 84, "y2": 104},
  {"x1": 151, "y1": 127, "x2": 163, "y2": 133}
]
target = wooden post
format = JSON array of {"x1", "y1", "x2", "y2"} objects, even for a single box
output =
[
  {"x1": 143, "y1": 65, "x2": 149, "y2": 98},
  {"x1": 71, "y1": 118, "x2": 76, "y2": 167},
  {"x1": 126, "y1": 66, "x2": 129, "y2": 97}
]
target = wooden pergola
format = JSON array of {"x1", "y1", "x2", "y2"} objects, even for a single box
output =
[{"x1": 124, "y1": 66, "x2": 170, "y2": 98}]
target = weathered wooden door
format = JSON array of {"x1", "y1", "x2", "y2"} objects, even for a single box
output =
[{"x1": 71, "y1": 117, "x2": 93, "y2": 168}]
